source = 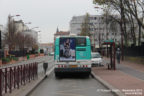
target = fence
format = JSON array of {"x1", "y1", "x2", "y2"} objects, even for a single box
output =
[
  {"x1": 0, "y1": 62, "x2": 38, "y2": 96},
  {"x1": 124, "y1": 44, "x2": 144, "y2": 57}
]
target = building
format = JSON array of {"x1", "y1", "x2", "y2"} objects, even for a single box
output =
[
  {"x1": 14, "y1": 20, "x2": 38, "y2": 43},
  {"x1": 39, "y1": 43, "x2": 54, "y2": 53},
  {"x1": 23, "y1": 30, "x2": 38, "y2": 43},
  {"x1": 0, "y1": 25, "x2": 4, "y2": 39},
  {"x1": 54, "y1": 27, "x2": 70, "y2": 42},
  {"x1": 0, "y1": 25, "x2": 4, "y2": 48},
  {"x1": 14, "y1": 20, "x2": 28, "y2": 33},
  {"x1": 70, "y1": 15, "x2": 121, "y2": 50}
]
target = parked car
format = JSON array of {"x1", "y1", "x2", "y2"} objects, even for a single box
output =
[{"x1": 91, "y1": 52, "x2": 103, "y2": 67}]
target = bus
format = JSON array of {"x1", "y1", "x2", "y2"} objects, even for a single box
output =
[{"x1": 54, "y1": 36, "x2": 91, "y2": 77}]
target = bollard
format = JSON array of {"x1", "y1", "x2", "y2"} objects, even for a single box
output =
[
  {"x1": 21, "y1": 65, "x2": 23, "y2": 85},
  {"x1": 14, "y1": 67, "x2": 16, "y2": 88},
  {"x1": 17, "y1": 66, "x2": 20, "y2": 89},
  {"x1": 28, "y1": 64, "x2": 31, "y2": 82},
  {"x1": 43, "y1": 62, "x2": 48, "y2": 75},
  {"x1": 5, "y1": 68, "x2": 7, "y2": 93},
  {"x1": 9, "y1": 67, "x2": 12, "y2": 93}
]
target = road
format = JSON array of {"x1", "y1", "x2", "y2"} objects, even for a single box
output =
[{"x1": 28, "y1": 72, "x2": 114, "y2": 96}]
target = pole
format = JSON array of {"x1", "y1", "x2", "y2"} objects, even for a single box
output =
[
  {"x1": 105, "y1": 9, "x2": 109, "y2": 57},
  {"x1": 0, "y1": 31, "x2": 2, "y2": 60},
  {"x1": 92, "y1": 23, "x2": 96, "y2": 52},
  {"x1": 0, "y1": 30, "x2": 1, "y2": 50},
  {"x1": 23, "y1": 33, "x2": 25, "y2": 60},
  {"x1": 120, "y1": 0, "x2": 124, "y2": 61},
  {"x1": 23, "y1": 23, "x2": 25, "y2": 61}
]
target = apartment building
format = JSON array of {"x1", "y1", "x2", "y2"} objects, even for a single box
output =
[{"x1": 70, "y1": 15, "x2": 121, "y2": 49}]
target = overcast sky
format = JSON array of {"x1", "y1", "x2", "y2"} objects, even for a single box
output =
[{"x1": 0, "y1": 0, "x2": 101, "y2": 43}]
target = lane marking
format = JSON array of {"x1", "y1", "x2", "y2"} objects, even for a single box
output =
[
  {"x1": 55, "y1": 92, "x2": 84, "y2": 96},
  {"x1": 46, "y1": 66, "x2": 54, "y2": 76}
]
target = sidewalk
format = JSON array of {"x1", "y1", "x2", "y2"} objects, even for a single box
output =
[
  {"x1": 2, "y1": 56, "x2": 53, "y2": 96},
  {"x1": 92, "y1": 57, "x2": 144, "y2": 96}
]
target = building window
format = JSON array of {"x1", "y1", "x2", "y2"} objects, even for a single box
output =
[
  {"x1": 89, "y1": 23, "x2": 93, "y2": 26},
  {"x1": 94, "y1": 17, "x2": 97, "y2": 20}
]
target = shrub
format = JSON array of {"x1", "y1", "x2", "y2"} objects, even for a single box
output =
[
  {"x1": 2, "y1": 58, "x2": 11, "y2": 63},
  {"x1": 12, "y1": 57, "x2": 18, "y2": 61}
]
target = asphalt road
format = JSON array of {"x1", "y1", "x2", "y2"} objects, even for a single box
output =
[{"x1": 28, "y1": 72, "x2": 114, "y2": 96}]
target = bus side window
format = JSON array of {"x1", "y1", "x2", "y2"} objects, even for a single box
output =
[{"x1": 76, "y1": 38, "x2": 86, "y2": 46}]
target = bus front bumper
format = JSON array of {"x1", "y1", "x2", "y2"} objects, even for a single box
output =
[{"x1": 54, "y1": 68, "x2": 91, "y2": 73}]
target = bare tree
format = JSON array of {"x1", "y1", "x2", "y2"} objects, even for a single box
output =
[
  {"x1": 80, "y1": 13, "x2": 91, "y2": 37},
  {"x1": 93, "y1": 0, "x2": 144, "y2": 45},
  {"x1": 4, "y1": 15, "x2": 38, "y2": 51},
  {"x1": 4, "y1": 15, "x2": 18, "y2": 51},
  {"x1": 14, "y1": 32, "x2": 37, "y2": 50}
]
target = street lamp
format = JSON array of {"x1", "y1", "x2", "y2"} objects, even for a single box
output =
[
  {"x1": 8, "y1": 14, "x2": 21, "y2": 51},
  {"x1": 25, "y1": 22, "x2": 31, "y2": 25},
  {"x1": 23, "y1": 22, "x2": 32, "y2": 60},
  {"x1": 10, "y1": 14, "x2": 20, "y2": 18},
  {"x1": 94, "y1": 6, "x2": 108, "y2": 39},
  {"x1": 37, "y1": 31, "x2": 41, "y2": 44},
  {"x1": 37, "y1": 31, "x2": 41, "y2": 33},
  {"x1": 94, "y1": 6, "x2": 110, "y2": 57},
  {"x1": 94, "y1": 7, "x2": 103, "y2": 50},
  {"x1": 30, "y1": 27, "x2": 39, "y2": 30}
]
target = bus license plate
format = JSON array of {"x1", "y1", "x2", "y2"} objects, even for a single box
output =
[{"x1": 70, "y1": 65, "x2": 77, "y2": 68}]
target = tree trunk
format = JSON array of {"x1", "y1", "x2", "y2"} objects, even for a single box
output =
[
  {"x1": 138, "y1": 23, "x2": 141, "y2": 46},
  {"x1": 123, "y1": 16, "x2": 128, "y2": 46}
]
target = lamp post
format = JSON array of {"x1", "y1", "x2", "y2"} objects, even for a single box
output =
[
  {"x1": 94, "y1": 6, "x2": 109, "y2": 56},
  {"x1": 94, "y1": 7, "x2": 103, "y2": 51},
  {"x1": 25, "y1": 22, "x2": 31, "y2": 24},
  {"x1": 90, "y1": 23, "x2": 95, "y2": 52},
  {"x1": 10, "y1": 15, "x2": 20, "y2": 18},
  {"x1": 37, "y1": 31, "x2": 41, "y2": 43},
  {"x1": 30, "y1": 27, "x2": 39, "y2": 30},
  {"x1": 0, "y1": 30, "x2": 1, "y2": 50},
  {"x1": 28, "y1": 27, "x2": 39, "y2": 52},
  {"x1": 22, "y1": 22, "x2": 31, "y2": 60},
  {"x1": 8, "y1": 14, "x2": 20, "y2": 51},
  {"x1": 120, "y1": 0, "x2": 124, "y2": 61}
]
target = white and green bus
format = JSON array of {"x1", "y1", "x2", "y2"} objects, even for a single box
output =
[{"x1": 54, "y1": 36, "x2": 91, "y2": 77}]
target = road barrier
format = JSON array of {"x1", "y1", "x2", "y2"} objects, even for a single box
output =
[{"x1": 0, "y1": 62, "x2": 38, "y2": 96}]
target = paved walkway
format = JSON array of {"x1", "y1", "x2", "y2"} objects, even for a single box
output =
[{"x1": 92, "y1": 57, "x2": 144, "y2": 96}]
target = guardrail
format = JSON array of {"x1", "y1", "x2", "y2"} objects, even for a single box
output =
[{"x1": 0, "y1": 62, "x2": 38, "y2": 96}]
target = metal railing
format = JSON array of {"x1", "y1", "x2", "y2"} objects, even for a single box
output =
[{"x1": 0, "y1": 62, "x2": 38, "y2": 96}]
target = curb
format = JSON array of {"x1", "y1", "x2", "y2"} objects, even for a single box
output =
[
  {"x1": 25, "y1": 66, "x2": 54, "y2": 96},
  {"x1": 91, "y1": 71, "x2": 125, "y2": 96}
]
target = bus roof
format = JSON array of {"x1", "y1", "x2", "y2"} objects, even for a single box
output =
[{"x1": 56, "y1": 36, "x2": 89, "y2": 39}]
